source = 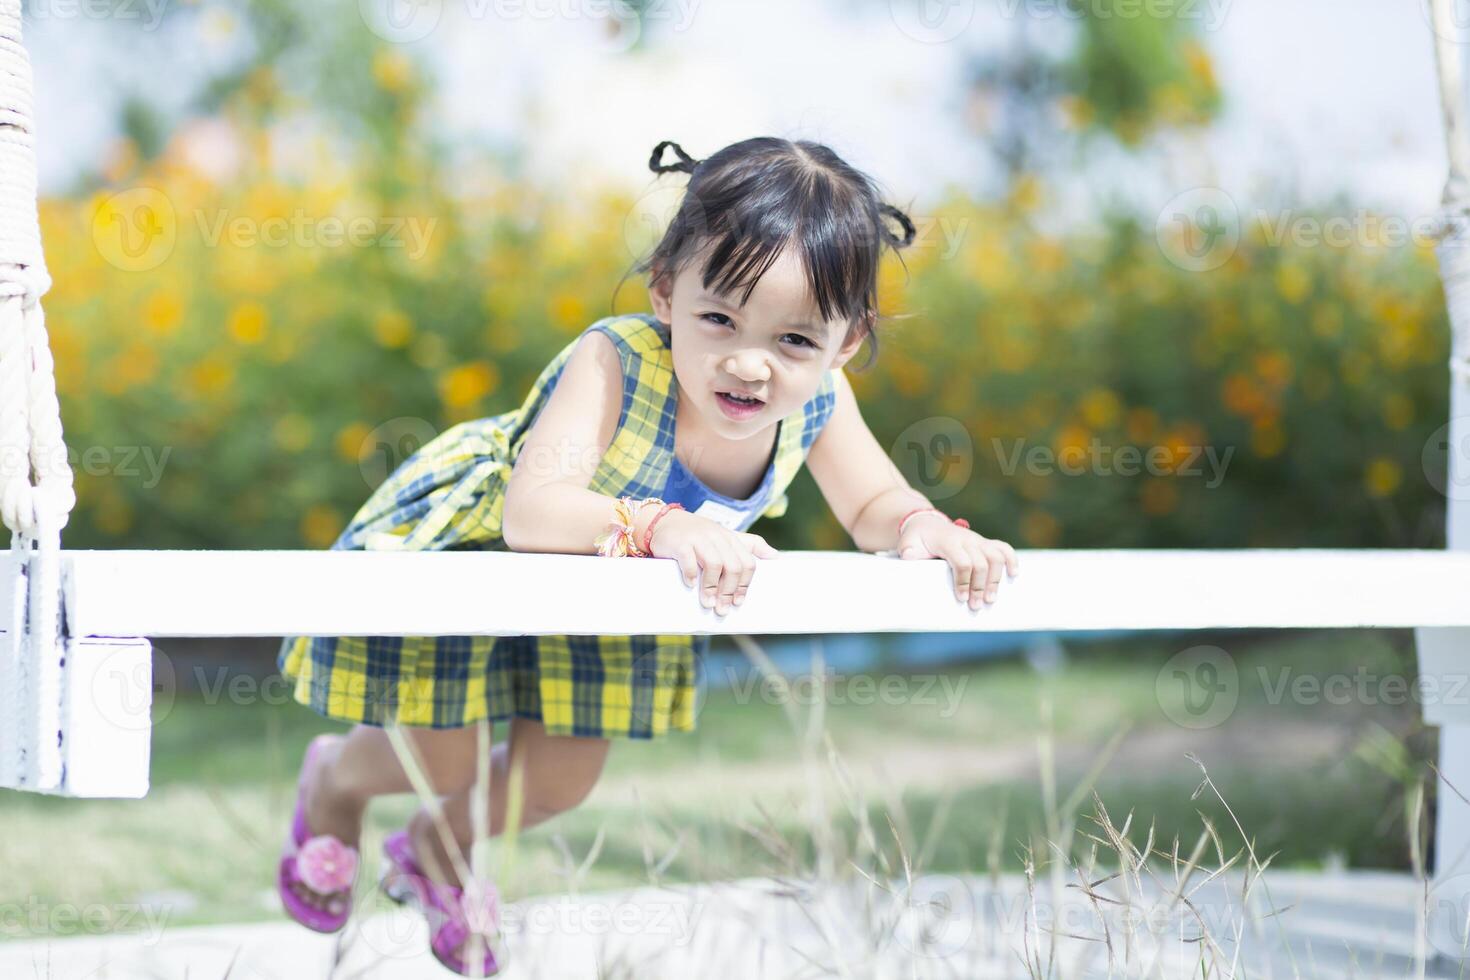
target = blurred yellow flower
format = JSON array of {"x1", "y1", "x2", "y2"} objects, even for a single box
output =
[
  {"x1": 1381, "y1": 392, "x2": 1414, "y2": 430},
  {"x1": 1140, "y1": 477, "x2": 1178, "y2": 516},
  {"x1": 301, "y1": 504, "x2": 343, "y2": 548},
  {"x1": 1125, "y1": 407, "x2": 1158, "y2": 444},
  {"x1": 336, "y1": 422, "x2": 372, "y2": 462},
  {"x1": 1053, "y1": 423, "x2": 1091, "y2": 461},
  {"x1": 1250, "y1": 416, "x2": 1286, "y2": 458},
  {"x1": 373, "y1": 49, "x2": 414, "y2": 93},
  {"x1": 94, "y1": 490, "x2": 134, "y2": 537},
  {"x1": 1057, "y1": 94, "x2": 1095, "y2": 129},
  {"x1": 1310, "y1": 304, "x2": 1342, "y2": 338},
  {"x1": 993, "y1": 332, "x2": 1035, "y2": 373},
  {"x1": 1078, "y1": 387, "x2": 1122, "y2": 429},
  {"x1": 142, "y1": 288, "x2": 185, "y2": 336},
  {"x1": 1017, "y1": 472, "x2": 1051, "y2": 501},
  {"x1": 1019, "y1": 507, "x2": 1061, "y2": 547},
  {"x1": 548, "y1": 293, "x2": 588, "y2": 333},
  {"x1": 1253, "y1": 350, "x2": 1294, "y2": 389},
  {"x1": 101, "y1": 342, "x2": 160, "y2": 395},
  {"x1": 889, "y1": 357, "x2": 928, "y2": 397},
  {"x1": 410, "y1": 331, "x2": 448, "y2": 369},
  {"x1": 1182, "y1": 40, "x2": 1217, "y2": 91},
  {"x1": 439, "y1": 361, "x2": 499, "y2": 408},
  {"x1": 228, "y1": 302, "x2": 269, "y2": 344},
  {"x1": 1221, "y1": 372, "x2": 1267, "y2": 418},
  {"x1": 1026, "y1": 237, "x2": 1067, "y2": 276},
  {"x1": 971, "y1": 233, "x2": 1014, "y2": 292},
  {"x1": 188, "y1": 357, "x2": 236, "y2": 397},
  {"x1": 1008, "y1": 174, "x2": 1044, "y2": 213},
  {"x1": 1158, "y1": 421, "x2": 1207, "y2": 473},
  {"x1": 374, "y1": 309, "x2": 415, "y2": 349},
  {"x1": 274, "y1": 413, "x2": 314, "y2": 453},
  {"x1": 1364, "y1": 457, "x2": 1402, "y2": 498}
]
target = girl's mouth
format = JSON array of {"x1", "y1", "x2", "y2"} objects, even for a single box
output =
[{"x1": 715, "y1": 390, "x2": 765, "y2": 420}]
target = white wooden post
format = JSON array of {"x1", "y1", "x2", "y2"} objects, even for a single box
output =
[
  {"x1": 0, "y1": 550, "x2": 151, "y2": 798},
  {"x1": 1422, "y1": 0, "x2": 1470, "y2": 963}
]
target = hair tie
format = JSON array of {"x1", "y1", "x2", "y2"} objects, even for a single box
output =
[
  {"x1": 649, "y1": 140, "x2": 700, "y2": 175},
  {"x1": 879, "y1": 203, "x2": 916, "y2": 248}
]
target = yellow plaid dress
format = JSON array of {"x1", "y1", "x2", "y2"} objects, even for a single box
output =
[{"x1": 276, "y1": 313, "x2": 838, "y2": 738}]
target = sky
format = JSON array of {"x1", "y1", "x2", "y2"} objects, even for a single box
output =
[{"x1": 20, "y1": 0, "x2": 1455, "y2": 226}]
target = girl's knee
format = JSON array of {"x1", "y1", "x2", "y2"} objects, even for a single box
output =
[{"x1": 524, "y1": 737, "x2": 609, "y2": 818}]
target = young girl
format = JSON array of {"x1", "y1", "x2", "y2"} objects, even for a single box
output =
[{"x1": 273, "y1": 136, "x2": 1020, "y2": 975}]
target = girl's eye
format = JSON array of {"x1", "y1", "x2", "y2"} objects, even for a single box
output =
[{"x1": 699, "y1": 313, "x2": 816, "y2": 351}]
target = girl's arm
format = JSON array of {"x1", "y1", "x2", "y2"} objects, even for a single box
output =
[
  {"x1": 804, "y1": 368, "x2": 932, "y2": 553},
  {"x1": 806, "y1": 368, "x2": 1019, "y2": 608},
  {"x1": 501, "y1": 331, "x2": 660, "y2": 554}
]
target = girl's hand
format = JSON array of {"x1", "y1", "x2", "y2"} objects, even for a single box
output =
[
  {"x1": 646, "y1": 510, "x2": 779, "y2": 615},
  {"x1": 898, "y1": 513, "x2": 1020, "y2": 610}
]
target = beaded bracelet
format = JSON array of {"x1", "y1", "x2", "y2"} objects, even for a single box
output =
[
  {"x1": 897, "y1": 506, "x2": 970, "y2": 538},
  {"x1": 641, "y1": 502, "x2": 684, "y2": 556}
]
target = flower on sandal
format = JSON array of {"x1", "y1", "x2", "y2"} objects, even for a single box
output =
[{"x1": 298, "y1": 835, "x2": 359, "y2": 894}]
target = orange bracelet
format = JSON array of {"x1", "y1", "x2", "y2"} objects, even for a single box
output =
[
  {"x1": 641, "y1": 502, "x2": 684, "y2": 555},
  {"x1": 898, "y1": 506, "x2": 970, "y2": 538}
]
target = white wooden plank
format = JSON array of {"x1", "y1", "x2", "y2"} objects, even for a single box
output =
[
  {"x1": 57, "y1": 636, "x2": 152, "y2": 798},
  {"x1": 54, "y1": 548, "x2": 1470, "y2": 638}
]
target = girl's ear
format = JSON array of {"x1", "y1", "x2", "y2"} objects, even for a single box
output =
[
  {"x1": 648, "y1": 265, "x2": 674, "y2": 323},
  {"x1": 831, "y1": 312, "x2": 871, "y2": 369}
]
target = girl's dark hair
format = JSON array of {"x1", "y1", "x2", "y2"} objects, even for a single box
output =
[{"x1": 615, "y1": 137, "x2": 916, "y2": 372}]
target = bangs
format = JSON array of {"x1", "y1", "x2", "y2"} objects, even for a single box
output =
[{"x1": 689, "y1": 179, "x2": 879, "y2": 328}]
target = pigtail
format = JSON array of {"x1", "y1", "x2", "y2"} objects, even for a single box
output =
[
  {"x1": 649, "y1": 141, "x2": 701, "y2": 175},
  {"x1": 878, "y1": 203, "x2": 916, "y2": 249}
]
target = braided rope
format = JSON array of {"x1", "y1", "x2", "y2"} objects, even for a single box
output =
[{"x1": 0, "y1": 0, "x2": 72, "y2": 791}]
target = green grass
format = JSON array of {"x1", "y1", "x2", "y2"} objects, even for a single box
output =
[{"x1": 0, "y1": 626, "x2": 1433, "y2": 938}]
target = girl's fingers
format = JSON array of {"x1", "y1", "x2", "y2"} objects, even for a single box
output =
[
  {"x1": 716, "y1": 540, "x2": 744, "y2": 614},
  {"x1": 676, "y1": 545, "x2": 700, "y2": 588},
  {"x1": 980, "y1": 545, "x2": 1005, "y2": 605},
  {"x1": 960, "y1": 538, "x2": 989, "y2": 610},
  {"x1": 695, "y1": 542, "x2": 724, "y2": 609},
  {"x1": 746, "y1": 533, "x2": 779, "y2": 559},
  {"x1": 731, "y1": 548, "x2": 758, "y2": 608},
  {"x1": 1001, "y1": 541, "x2": 1020, "y2": 578},
  {"x1": 942, "y1": 539, "x2": 976, "y2": 605}
]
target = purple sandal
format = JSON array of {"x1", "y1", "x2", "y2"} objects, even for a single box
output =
[
  {"x1": 278, "y1": 734, "x2": 361, "y2": 932},
  {"x1": 379, "y1": 828, "x2": 503, "y2": 976}
]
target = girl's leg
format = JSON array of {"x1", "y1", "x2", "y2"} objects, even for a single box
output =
[
  {"x1": 310, "y1": 723, "x2": 485, "y2": 847},
  {"x1": 290, "y1": 723, "x2": 482, "y2": 914},
  {"x1": 406, "y1": 717, "x2": 611, "y2": 889}
]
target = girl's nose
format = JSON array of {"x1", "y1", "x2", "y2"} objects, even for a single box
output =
[{"x1": 724, "y1": 350, "x2": 771, "y2": 382}]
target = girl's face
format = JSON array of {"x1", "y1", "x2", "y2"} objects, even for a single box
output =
[{"x1": 649, "y1": 243, "x2": 866, "y2": 444}]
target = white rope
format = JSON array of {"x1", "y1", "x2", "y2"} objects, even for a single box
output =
[{"x1": 0, "y1": 0, "x2": 71, "y2": 791}]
